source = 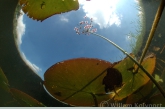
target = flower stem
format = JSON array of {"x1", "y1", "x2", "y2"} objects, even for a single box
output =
[
  {"x1": 89, "y1": 31, "x2": 165, "y2": 98},
  {"x1": 136, "y1": 0, "x2": 165, "y2": 72}
]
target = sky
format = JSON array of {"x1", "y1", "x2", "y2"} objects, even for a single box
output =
[{"x1": 15, "y1": 0, "x2": 142, "y2": 80}]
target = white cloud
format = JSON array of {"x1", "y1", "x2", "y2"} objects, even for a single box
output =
[
  {"x1": 15, "y1": 10, "x2": 41, "y2": 76},
  {"x1": 78, "y1": 0, "x2": 121, "y2": 28},
  {"x1": 60, "y1": 16, "x2": 69, "y2": 22},
  {"x1": 20, "y1": 52, "x2": 42, "y2": 73},
  {"x1": 16, "y1": 10, "x2": 25, "y2": 45}
]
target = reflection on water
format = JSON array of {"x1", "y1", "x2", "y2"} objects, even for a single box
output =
[{"x1": 14, "y1": 0, "x2": 142, "y2": 79}]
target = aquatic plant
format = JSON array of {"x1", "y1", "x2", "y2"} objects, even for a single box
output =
[
  {"x1": 0, "y1": 68, "x2": 45, "y2": 106},
  {"x1": 74, "y1": 12, "x2": 165, "y2": 99},
  {"x1": 19, "y1": 0, "x2": 79, "y2": 21},
  {"x1": 1, "y1": 0, "x2": 164, "y2": 107},
  {"x1": 43, "y1": 7, "x2": 165, "y2": 105}
]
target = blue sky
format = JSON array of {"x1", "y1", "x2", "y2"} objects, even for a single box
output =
[{"x1": 15, "y1": 0, "x2": 142, "y2": 80}]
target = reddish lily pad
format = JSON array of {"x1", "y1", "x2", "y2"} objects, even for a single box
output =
[
  {"x1": 44, "y1": 58, "x2": 113, "y2": 106},
  {"x1": 113, "y1": 54, "x2": 156, "y2": 100},
  {"x1": 19, "y1": 0, "x2": 79, "y2": 21}
]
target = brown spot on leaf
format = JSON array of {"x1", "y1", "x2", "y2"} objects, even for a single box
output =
[
  {"x1": 102, "y1": 68, "x2": 123, "y2": 93},
  {"x1": 54, "y1": 92, "x2": 62, "y2": 96}
]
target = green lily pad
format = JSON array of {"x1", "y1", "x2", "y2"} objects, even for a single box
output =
[
  {"x1": 113, "y1": 54, "x2": 156, "y2": 100},
  {"x1": 44, "y1": 58, "x2": 113, "y2": 106},
  {"x1": 10, "y1": 88, "x2": 45, "y2": 107},
  {"x1": 19, "y1": 0, "x2": 79, "y2": 21}
]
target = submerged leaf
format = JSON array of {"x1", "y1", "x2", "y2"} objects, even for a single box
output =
[
  {"x1": 113, "y1": 54, "x2": 156, "y2": 100},
  {"x1": 10, "y1": 88, "x2": 45, "y2": 107},
  {"x1": 0, "y1": 68, "x2": 16, "y2": 106},
  {"x1": 0, "y1": 68, "x2": 45, "y2": 106},
  {"x1": 19, "y1": 0, "x2": 79, "y2": 21},
  {"x1": 126, "y1": 80, "x2": 153, "y2": 104},
  {"x1": 0, "y1": 68, "x2": 10, "y2": 92},
  {"x1": 145, "y1": 94, "x2": 165, "y2": 106},
  {"x1": 44, "y1": 58, "x2": 113, "y2": 106}
]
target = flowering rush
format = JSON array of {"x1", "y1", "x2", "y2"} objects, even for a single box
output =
[{"x1": 74, "y1": 16, "x2": 97, "y2": 35}]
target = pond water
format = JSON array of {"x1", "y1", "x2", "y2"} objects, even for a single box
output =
[{"x1": 15, "y1": 0, "x2": 142, "y2": 79}]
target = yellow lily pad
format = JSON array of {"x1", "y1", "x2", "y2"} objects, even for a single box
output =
[
  {"x1": 19, "y1": 0, "x2": 79, "y2": 21},
  {"x1": 113, "y1": 54, "x2": 156, "y2": 100}
]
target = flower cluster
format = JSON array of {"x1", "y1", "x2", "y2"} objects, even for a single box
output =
[{"x1": 74, "y1": 16, "x2": 97, "y2": 35}]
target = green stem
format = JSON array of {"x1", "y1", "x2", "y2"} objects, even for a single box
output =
[
  {"x1": 90, "y1": 93, "x2": 98, "y2": 107},
  {"x1": 137, "y1": 0, "x2": 165, "y2": 71},
  {"x1": 89, "y1": 32, "x2": 165, "y2": 98}
]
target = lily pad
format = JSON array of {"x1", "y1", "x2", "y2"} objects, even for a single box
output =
[
  {"x1": 19, "y1": 0, "x2": 79, "y2": 21},
  {"x1": 126, "y1": 80, "x2": 153, "y2": 104},
  {"x1": 161, "y1": 68, "x2": 165, "y2": 87},
  {"x1": 44, "y1": 58, "x2": 113, "y2": 106},
  {"x1": 0, "y1": 68, "x2": 10, "y2": 92},
  {"x1": 10, "y1": 88, "x2": 45, "y2": 107},
  {"x1": 113, "y1": 54, "x2": 156, "y2": 100},
  {"x1": 145, "y1": 94, "x2": 165, "y2": 106},
  {"x1": 0, "y1": 68, "x2": 16, "y2": 106}
]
